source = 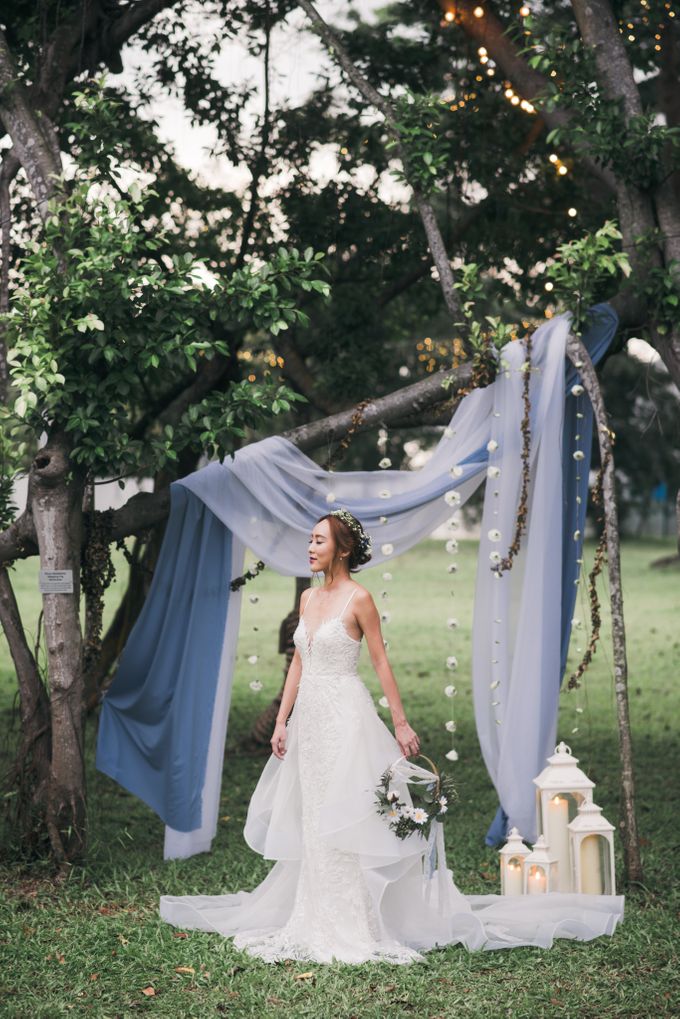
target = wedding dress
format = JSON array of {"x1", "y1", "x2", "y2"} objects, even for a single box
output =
[{"x1": 160, "y1": 587, "x2": 624, "y2": 964}]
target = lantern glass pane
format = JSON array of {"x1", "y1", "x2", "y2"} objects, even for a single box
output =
[
  {"x1": 580, "y1": 834, "x2": 607, "y2": 895},
  {"x1": 527, "y1": 864, "x2": 547, "y2": 894}
]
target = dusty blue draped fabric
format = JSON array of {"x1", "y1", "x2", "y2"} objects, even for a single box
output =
[{"x1": 96, "y1": 485, "x2": 233, "y2": 832}]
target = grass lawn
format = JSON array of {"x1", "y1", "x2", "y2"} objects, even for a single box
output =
[{"x1": 0, "y1": 537, "x2": 678, "y2": 1018}]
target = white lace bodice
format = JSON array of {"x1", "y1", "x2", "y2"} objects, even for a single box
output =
[{"x1": 295, "y1": 613, "x2": 362, "y2": 675}]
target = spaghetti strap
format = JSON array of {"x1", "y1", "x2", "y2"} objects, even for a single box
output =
[
  {"x1": 338, "y1": 588, "x2": 357, "y2": 619},
  {"x1": 301, "y1": 588, "x2": 315, "y2": 617}
]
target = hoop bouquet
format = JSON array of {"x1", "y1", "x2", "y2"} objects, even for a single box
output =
[{"x1": 375, "y1": 754, "x2": 457, "y2": 843}]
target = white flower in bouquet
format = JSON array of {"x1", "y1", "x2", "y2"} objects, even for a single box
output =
[
  {"x1": 445, "y1": 749, "x2": 459, "y2": 762},
  {"x1": 438, "y1": 803, "x2": 448, "y2": 814},
  {"x1": 379, "y1": 457, "x2": 392, "y2": 469},
  {"x1": 445, "y1": 720, "x2": 456, "y2": 733},
  {"x1": 411, "y1": 808, "x2": 428, "y2": 825},
  {"x1": 488, "y1": 528, "x2": 502, "y2": 542},
  {"x1": 446, "y1": 656, "x2": 458, "y2": 671},
  {"x1": 444, "y1": 489, "x2": 461, "y2": 506},
  {"x1": 249, "y1": 680, "x2": 263, "y2": 692},
  {"x1": 386, "y1": 789, "x2": 400, "y2": 802},
  {"x1": 486, "y1": 439, "x2": 499, "y2": 452},
  {"x1": 444, "y1": 684, "x2": 457, "y2": 697},
  {"x1": 439, "y1": 796, "x2": 448, "y2": 807},
  {"x1": 387, "y1": 806, "x2": 400, "y2": 820}
]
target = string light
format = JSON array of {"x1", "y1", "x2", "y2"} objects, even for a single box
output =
[
  {"x1": 444, "y1": 10, "x2": 455, "y2": 21},
  {"x1": 558, "y1": 164, "x2": 568, "y2": 175},
  {"x1": 519, "y1": 4, "x2": 530, "y2": 15},
  {"x1": 568, "y1": 207, "x2": 577, "y2": 217},
  {"x1": 473, "y1": 5, "x2": 485, "y2": 17}
]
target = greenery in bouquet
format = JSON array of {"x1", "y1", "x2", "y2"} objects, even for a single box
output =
[{"x1": 375, "y1": 757, "x2": 457, "y2": 843}]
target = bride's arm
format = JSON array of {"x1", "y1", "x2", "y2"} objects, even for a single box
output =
[
  {"x1": 270, "y1": 590, "x2": 309, "y2": 759},
  {"x1": 354, "y1": 589, "x2": 420, "y2": 757}
]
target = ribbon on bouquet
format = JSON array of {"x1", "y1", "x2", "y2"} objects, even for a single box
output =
[{"x1": 389, "y1": 755, "x2": 449, "y2": 916}]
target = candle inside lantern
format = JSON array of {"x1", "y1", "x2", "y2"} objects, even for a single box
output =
[
  {"x1": 527, "y1": 866, "x2": 546, "y2": 895},
  {"x1": 505, "y1": 860, "x2": 523, "y2": 896},
  {"x1": 547, "y1": 794, "x2": 570, "y2": 891},
  {"x1": 580, "y1": 835, "x2": 603, "y2": 894}
]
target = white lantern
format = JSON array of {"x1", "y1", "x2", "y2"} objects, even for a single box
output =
[
  {"x1": 522, "y1": 835, "x2": 558, "y2": 895},
  {"x1": 533, "y1": 741, "x2": 595, "y2": 892},
  {"x1": 568, "y1": 802, "x2": 616, "y2": 895},
  {"x1": 499, "y1": 827, "x2": 530, "y2": 895}
]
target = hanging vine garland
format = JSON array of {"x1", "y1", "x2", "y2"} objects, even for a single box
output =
[
  {"x1": 321, "y1": 398, "x2": 372, "y2": 472},
  {"x1": 567, "y1": 447, "x2": 611, "y2": 690},
  {"x1": 491, "y1": 332, "x2": 533, "y2": 577},
  {"x1": 230, "y1": 559, "x2": 266, "y2": 593}
]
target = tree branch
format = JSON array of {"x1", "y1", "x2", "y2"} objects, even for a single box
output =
[
  {"x1": 440, "y1": 0, "x2": 617, "y2": 191},
  {"x1": 565, "y1": 333, "x2": 642, "y2": 884},
  {"x1": 0, "y1": 360, "x2": 474, "y2": 560},
  {"x1": 0, "y1": 31, "x2": 62, "y2": 220},
  {"x1": 295, "y1": 0, "x2": 464, "y2": 327},
  {"x1": 235, "y1": 3, "x2": 272, "y2": 271}
]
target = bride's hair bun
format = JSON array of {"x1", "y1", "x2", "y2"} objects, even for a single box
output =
[{"x1": 320, "y1": 509, "x2": 372, "y2": 571}]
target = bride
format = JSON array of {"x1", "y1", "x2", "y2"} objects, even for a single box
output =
[{"x1": 160, "y1": 509, "x2": 624, "y2": 964}]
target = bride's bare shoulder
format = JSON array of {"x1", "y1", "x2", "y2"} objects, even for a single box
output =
[{"x1": 351, "y1": 583, "x2": 374, "y2": 608}]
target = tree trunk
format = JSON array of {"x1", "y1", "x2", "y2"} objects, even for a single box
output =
[
  {"x1": 566, "y1": 335, "x2": 643, "y2": 885},
  {"x1": 30, "y1": 432, "x2": 87, "y2": 866},
  {"x1": 0, "y1": 566, "x2": 52, "y2": 852},
  {"x1": 243, "y1": 577, "x2": 311, "y2": 751}
]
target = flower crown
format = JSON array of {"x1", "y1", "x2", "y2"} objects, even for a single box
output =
[{"x1": 330, "y1": 508, "x2": 373, "y2": 558}]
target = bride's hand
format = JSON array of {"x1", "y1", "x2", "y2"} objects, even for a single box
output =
[
  {"x1": 271, "y1": 722, "x2": 288, "y2": 759},
  {"x1": 394, "y1": 720, "x2": 420, "y2": 758}
]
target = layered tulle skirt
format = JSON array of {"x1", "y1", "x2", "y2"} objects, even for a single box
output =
[{"x1": 160, "y1": 672, "x2": 624, "y2": 963}]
